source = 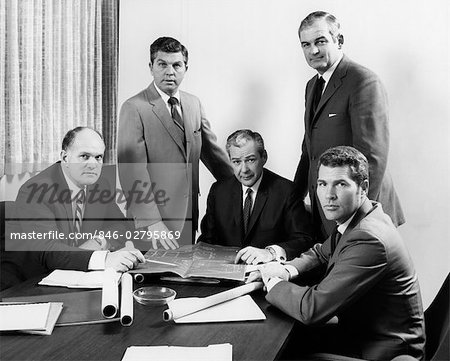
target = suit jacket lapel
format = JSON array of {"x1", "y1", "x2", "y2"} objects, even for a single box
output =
[
  {"x1": 310, "y1": 55, "x2": 349, "y2": 129},
  {"x1": 180, "y1": 91, "x2": 194, "y2": 161},
  {"x1": 54, "y1": 162, "x2": 76, "y2": 234},
  {"x1": 305, "y1": 75, "x2": 319, "y2": 135},
  {"x1": 231, "y1": 180, "x2": 245, "y2": 241},
  {"x1": 343, "y1": 199, "x2": 375, "y2": 237},
  {"x1": 146, "y1": 83, "x2": 187, "y2": 158},
  {"x1": 326, "y1": 199, "x2": 376, "y2": 273}
]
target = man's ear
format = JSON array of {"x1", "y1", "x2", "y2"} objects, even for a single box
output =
[
  {"x1": 61, "y1": 150, "x2": 68, "y2": 164},
  {"x1": 361, "y1": 179, "x2": 369, "y2": 196},
  {"x1": 262, "y1": 150, "x2": 268, "y2": 166},
  {"x1": 337, "y1": 34, "x2": 344, "y2": 48}
]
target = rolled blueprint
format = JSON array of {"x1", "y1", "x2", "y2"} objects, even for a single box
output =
[
  {"x1": 163, "y1": 281, "x2": 263, "y2": 321},
  {"x1": 120, "y1": 273, "x2": 133, "y2": 326},
  {"x1": 134, "y1": 273, "x2": 145, "y2": 283},
  {"x1": 101, "y1": 268, "x2": 120, "y2": 318}
]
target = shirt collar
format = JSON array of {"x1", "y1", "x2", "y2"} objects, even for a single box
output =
[
  {"x1": 154, "y1": 83, "x2": 180, "y2": 104},
  {"x1": 60, "y1": 163, "x2": 86, "y2": 201},
  {"x1": 337, "y1": 212, "x2": 355, "y2": 235},
  {"x1": 242, "y1": 171, "x2": 263, "y2": 195},
  {"x1": 336, "y1": 198, "x2": 367, "y2": 234},
  {"x1": 320, "y1": 53, "x2": 343, "y2": 84}
]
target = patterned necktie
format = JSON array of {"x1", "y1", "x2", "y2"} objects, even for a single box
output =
[
  {"x1": 73, "y1": 190, "x2": 85, "y2": 246},
  {"x1": 312, "y1": 76, "x2": 325, "y2": 116},
  {"x1": 168, "y1": 97, "x2": 184, "y2": 131},
  {"x1": 243, "y1": 188, "x2": 253, "y2": 234}
]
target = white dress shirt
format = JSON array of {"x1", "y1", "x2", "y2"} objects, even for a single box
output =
[
  {"x1": 60, "y1": 164, "x2": 108, "y2": 270},
  {"x1": 319, "y1": 53, "x2": 343, "y2": 93},
  {"x1": 154, "y1": 83, "x2": 182, "y2": 118}
]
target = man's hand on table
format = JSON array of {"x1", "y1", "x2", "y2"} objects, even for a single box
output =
[
  {"x1": 246, "y1": 262, "x2": 291, "y2": 291},
  {"x1": 105, "y1": 249, "x2": 145, "y2": 273},
  {"x1": 235, "y1": 246, "x2": 274, "y2": 265},
  {"x1": 146, "y1": 221, "x2": 180, "y2": 250}
]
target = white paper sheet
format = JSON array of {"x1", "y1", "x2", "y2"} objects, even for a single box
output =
[
  {"x1": 39, "y1": 270, "x2": 120, "y2": 288},
  {"x1": 121, "y1": 344, "x2": 232, "y2": 361},
  {"x1": 120, "y1": 273, "x2": 133, "y2": 326},
  {"x1": 0, "y1": 303, "x2": 51, "y2": 331},
  {"x1": 173, "y1": 295, "x2": 266, "y2": 323},
  {"x1": 22, "y1": 302, "x2": 63, "y2": 335}
]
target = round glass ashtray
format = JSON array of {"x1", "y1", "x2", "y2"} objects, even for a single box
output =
[{"x1": 133, "y1": 286, "x2": 176, "y2": 306}]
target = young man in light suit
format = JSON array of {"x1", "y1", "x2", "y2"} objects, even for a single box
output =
[
  {"x1": 294, "y1": 11, "x2": 404, "y2": 241},
  {"x1": 249, "y1": 146, "x2": 424, "y2": 360},
  {"x1": 118, "y1": 37, "x2": 232, "y2": 250}
]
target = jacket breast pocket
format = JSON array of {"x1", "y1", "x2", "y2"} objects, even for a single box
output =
[{"x1": 313, "y1": 113, "x2": 347, "y2": 129}]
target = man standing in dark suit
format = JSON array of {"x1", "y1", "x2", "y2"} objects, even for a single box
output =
[
  {"x1": 3, "y1": 127, "x2": 144, "y2": 287},
  {"x1": 294, "y1": 11, "x2": 404, "y2": 240},
  {"x1": 118, "y1": 37, "x2": 232, "y2": 250},
  {"x1": 198, "y1": 129, "x2": 313, "y2": 264},
  {"x1": 249, "y1": 146, "x2": 424, "y2": 360}
]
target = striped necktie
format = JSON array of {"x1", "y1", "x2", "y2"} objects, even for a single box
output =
[
  {"x1": 72, "y1": 189, "x2": 85, "y2": 246},
  {"x1": 168, "y1": 96, "x2": 184, "y2": 131},
  {"x1": 243, "y1": 188, "x2": 253, "y2": 234}
]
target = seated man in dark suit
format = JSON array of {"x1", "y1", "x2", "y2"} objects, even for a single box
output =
[
  {"x1": 248, "y1": 146, "x2": 425, "y2": 360},
  {"x1": 3, "y1": 127, "x2": 144, "y2": 288},
  {"x1": 198, "y1": 129, "x2": 313, "y2": 264}
]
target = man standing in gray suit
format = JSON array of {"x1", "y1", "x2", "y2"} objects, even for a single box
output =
[
  {"x1": 294, "y1": 11, "x2": 404, "y2": 241},
  {"x1": 118, "y1": 37, "x2": 232, "y2": 250}
]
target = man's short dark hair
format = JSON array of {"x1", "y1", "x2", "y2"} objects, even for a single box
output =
[
  {"x1": 226, "y1": 129, "x2": 266, "y2": 157},
  {"x1": 318, "y1": 146, "x2": 369, "y2": 186},
  {"x1": 299, "y1": 11, "x2": 341, "y2": 40},
  {"x1": 61, "y1": 126, "x2": 103, "y2": 151},
  {"x1": 150, "y1": 37, "x2": 188, "y2": 66}
]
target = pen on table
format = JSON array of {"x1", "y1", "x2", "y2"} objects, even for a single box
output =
[{"x1": 145, "y1": 259, "x2": 177, "y2": 266}]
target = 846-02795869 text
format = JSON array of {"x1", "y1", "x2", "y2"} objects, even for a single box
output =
[{"x1": 9, "y1": 229, "x2": 182, "y2": 241}]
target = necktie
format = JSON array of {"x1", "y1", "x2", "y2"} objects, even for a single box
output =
[
  {"x1": 243, "y1": 188, "x2": 253, "y2": 234},
  {"x1": 73, "y1": 190, "x2": 85, "y2": 246},
  {"x1": 330, "y1": 226, "x2": 341, "y2": 255},
  {"x1": 168, "y1": 97, "x2": 184, "y2": 131},
  {"x1": 312, "y1": 76, "x2": 325, "y2": 116}
]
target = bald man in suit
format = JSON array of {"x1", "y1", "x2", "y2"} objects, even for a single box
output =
[
  {"x1": 294, "y1": 11, "x2": 404, "y2": 241},
  {"x1": 118, "y1": 37, "x2": 232, "y2": 250},
  {"x1": 2, "y1": 127, "x2": 144, "y2": 289}
]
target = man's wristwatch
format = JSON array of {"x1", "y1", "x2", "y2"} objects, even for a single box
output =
[{"x1": 265, "y1": 246, "x2": 277, "y2": 261}]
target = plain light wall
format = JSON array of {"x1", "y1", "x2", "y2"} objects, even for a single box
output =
[{"x1": 118, "y1": 0, "x2": 450, "y2": 307}]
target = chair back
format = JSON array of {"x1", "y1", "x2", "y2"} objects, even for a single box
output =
[
  {"x1": 1, "y1": 201, "x2": 28, "y2": 290},
  {"x1": 425, "y1": 273, "x2": 449, "y2": 360}
]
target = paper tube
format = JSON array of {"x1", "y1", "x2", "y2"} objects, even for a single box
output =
[
  {"x1": 101, "y1": 268, "x2": 120, "y2": 318},
  {"x1": 120, "y1": 273, "x2": 133, "y2": 326},
  {"x1": 163, "y1": 282, "x2": 263, "y2": 321}
]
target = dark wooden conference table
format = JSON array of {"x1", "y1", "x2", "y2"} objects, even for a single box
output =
[{"x1": 0, "y1": 275, "x2": 296, "y2": 361}]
